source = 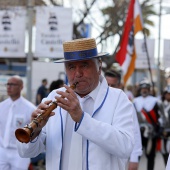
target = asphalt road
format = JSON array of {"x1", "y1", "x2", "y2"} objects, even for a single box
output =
[{"x1": 138, "y1": 152, "x2": 166, "y2": 170}]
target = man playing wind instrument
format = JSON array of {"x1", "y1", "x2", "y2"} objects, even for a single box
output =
[{"x1": 17, "y1": 38, "x2": 134, "y2": 170}]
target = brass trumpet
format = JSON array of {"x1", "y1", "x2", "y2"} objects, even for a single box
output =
[{"x1": 15, "y1": 83, "x2": 78, "y2": 143}]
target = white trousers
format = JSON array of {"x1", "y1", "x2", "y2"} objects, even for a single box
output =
[{"x1": 0, "y1": 147, "x2": 30, "y2": 170}]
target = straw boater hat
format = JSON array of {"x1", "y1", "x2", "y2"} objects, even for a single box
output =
[{"x1": 54, "y1": 38, "x2": 109, "y2": 63}]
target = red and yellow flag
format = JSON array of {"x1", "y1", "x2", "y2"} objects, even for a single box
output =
[{"x1": 115, "y1": 0, "x2": 143, "y2": 85}]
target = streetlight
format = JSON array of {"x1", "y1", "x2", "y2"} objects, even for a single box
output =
[
  {"x1": 157, "y1": 0, "x2": 162, "y2": 96},
  {"x1": 26, "y1": 0, "x2": 34, "y2": 101}
]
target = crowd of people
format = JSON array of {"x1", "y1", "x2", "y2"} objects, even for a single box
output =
[
  {"x1": 36, "y1": 79, "x2": 64, "y2": 106},
  {"x1": 0, "y1": 75, "x2": 36, "y2": 170},
  {"x1": 0, "y1": 76, "x2": 64, "y2": 170},
  {"x1": 104, "y1": 66, "x2": 170, "y2": 170},
  {"x1": 0, "y1": 37, "x2": 170, "y2": 170}
]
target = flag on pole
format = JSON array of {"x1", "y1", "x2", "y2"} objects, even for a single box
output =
[{"x1": 115, "y1": 0, "x2": 143, "y2": 85}]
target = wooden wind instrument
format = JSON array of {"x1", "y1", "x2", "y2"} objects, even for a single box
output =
[{"x1": 15, "y1": 83, "x2": 78, "y2": 143}]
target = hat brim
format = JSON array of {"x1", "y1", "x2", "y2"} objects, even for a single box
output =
[
  {"x1": 105, "y1": 70, "x2": 121, "y2": 77},
  {"x1": 54, "y1": 52, "x2": 109, "y2": 63}
]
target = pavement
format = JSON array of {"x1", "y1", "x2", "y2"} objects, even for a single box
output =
[{"x1": 138, "y1": 152, "x2": 166, "y2": 170}]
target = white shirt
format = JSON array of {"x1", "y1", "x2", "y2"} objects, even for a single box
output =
[
  {"x1": 17, "y1": 75, "x2": 135, "y2": 170},
  {"x1": 62, "y1": 82, "x2": 100, "y2": 170},
  {"x1": 133, "y1": 95, "x2": 165, "y2": 127},
  {"x1": 125, "y1": 90, "x2": 134, "y2": 101},
  {"x1": 0, "y1": 96, "x2": 36, "y2": 148},
  {"x1": 123, "y1": 91, "x2": 143, "y2": 162},
  {"x1": 0, "y1": 96, "x2": 36, "y2": 169},
  {"x1": 133, "y1": 95, "x2": 158, "y2": 113},
  {"x1": 129, "y1": 107, "x2": 143, "y2": 162}
]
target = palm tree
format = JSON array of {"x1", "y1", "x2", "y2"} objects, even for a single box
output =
[
  {"x1": 141, "y1": 0, "x2": 157, "y2": 36},
  {"x1": 97, "y1": 0, "x2": 157, "y2": 70}
]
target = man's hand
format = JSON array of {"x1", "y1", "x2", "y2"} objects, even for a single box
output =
[
  {"x1": 128, "y1": 162, "x2": 139, "y2": 170},
  {"x1": 56, "y1": 84, "x2": 83, "y2": 122},
  {"x1": 30, "y1": 100, "x2": 55, "y2": 141}
]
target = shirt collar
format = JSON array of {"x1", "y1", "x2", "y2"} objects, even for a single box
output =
[
  {"x1": 77, "y1": 82, "x2": 101, "y2": 101},
  {"x1": 88, "y1": 82, "x2": 100, "y2": 101},
  {"x1": 9, "y1": 96, "x2": 22, "y2": 105}
]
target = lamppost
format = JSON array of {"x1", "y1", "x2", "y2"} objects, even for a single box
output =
[
  {"x1": 26, "y1": 0, "x2": 34, "y2": 101},
  {"x1": 157, "y1": 0, "x2": 162, "y2": 96},
  {"x1": 157, "y1": 0, "x2": 170, "y2": 95}
]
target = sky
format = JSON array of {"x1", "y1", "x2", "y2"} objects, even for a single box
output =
[
  {"x1": 72, "y1": 1, "x2": 170, "y2": 51},
  {"x1": 148, "y1": 1, "x2": 170, "y2": 40},
  {"x1": 147, "y1": 3, "x2": 170, "y2": 69},
  {"x1": 44, "y1": 0, "x2": 170, "y2": 40}
]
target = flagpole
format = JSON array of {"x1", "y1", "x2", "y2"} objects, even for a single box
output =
[
  {"x1": 26, "y1": 0, "x2": 34, "y2": 101},
  {"x1": 142, "y1": 29, "x2": 155, "y2": 95}
]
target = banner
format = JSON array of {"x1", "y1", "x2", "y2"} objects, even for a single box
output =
[
  {"x1": 135, "y1": 39, "x2": 155, "y2": 69},
  {"x1": 77, "y1": 23, "x2": 91, "y2": 38},
  {"x1": 35, "y1": 6, "x2": 73, "y2": 58},
  {"x1": 163, "y1": 39, "x2": 170, "y2": 68},
  {"x1": 0, "y1": 7, "x2": 26, "y2": 58},
  {"x1": 115, "y1": 0, "x2": 143, "y2": 85}
]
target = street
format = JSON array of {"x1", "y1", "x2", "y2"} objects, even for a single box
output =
[{"x1": 139, "y1": 152, "x2": 166, "y2": 170}]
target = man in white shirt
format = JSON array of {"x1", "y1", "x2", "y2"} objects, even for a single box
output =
[
  {"x1": 104, "y1": 68, "x2": 143, "y2": 170},
  {"x1": 133, "y1": 79, "x2": 165, "y2": 170},
  {"x1": 0, "y1": 75, "x2": 36, "y2": 170},
  {"x1": 17, "y1": 38, "x2": 134, "y2": 170}
]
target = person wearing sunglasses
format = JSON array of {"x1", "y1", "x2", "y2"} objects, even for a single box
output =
[{"x1": 0, "y1": 75, "x2": 36, "y2": 170}]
